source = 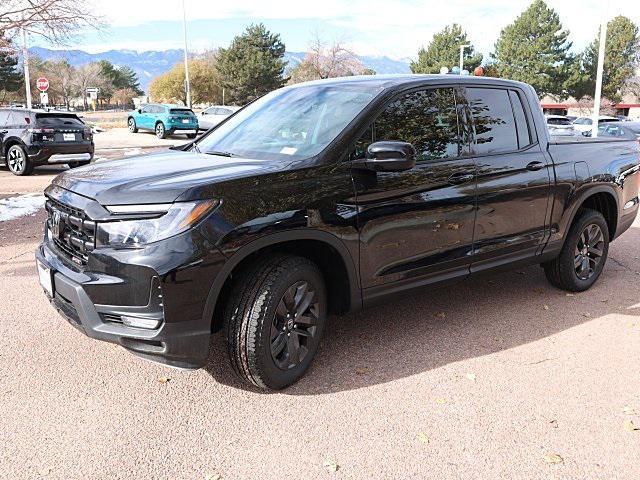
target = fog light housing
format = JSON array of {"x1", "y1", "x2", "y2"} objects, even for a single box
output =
[{"x1": 122, "y1": 315, "x2": 162, "y2": 329}]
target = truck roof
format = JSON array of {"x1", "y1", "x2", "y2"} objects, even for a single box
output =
[{"x1": 287, "y1": 74, "x2": 533, "y2": 92}]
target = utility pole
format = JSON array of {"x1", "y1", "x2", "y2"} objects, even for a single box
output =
[
  {"x1": 181, "y1": 0, "x2": 192, "y2": 108},
  {"x1": 591, "y1": 1, "x2": 609, "y2": 138},
  {"x1": 459, "y1": 44, "x2": 470, "y2": 73},
  {"x1": 22, "y1": 26, "x2": 32, "y2": 109}
]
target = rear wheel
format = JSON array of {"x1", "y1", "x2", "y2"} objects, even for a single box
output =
[
  {"x1": 186, "y1": 133, "x2": 197, "y2": 139},
  {"x1": 68, "y1": 161, "x2": 91, "y2": 168},
  {"x1": 224, "y1": 255, "x2": 327, "y2": 390},
  {"x1": 543, "y1": 208, "x2": 609, "y2": 291},
  {"x1": 6, "y1": 145, "x2": 33, "y2": 176},
  {"x1": 128, "y1": 117, "x2": 138, "y2": 133},
  {"x1": 155, "y1": 122, "x2": 167, "y2": 139}
]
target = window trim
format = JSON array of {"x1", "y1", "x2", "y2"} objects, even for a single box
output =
[
  {"x1": 462, "y1": 85, "x2": 540, "y2": 158},
  {"x1": 345, "y1": 84, "x2": 470, "y2": 164}
]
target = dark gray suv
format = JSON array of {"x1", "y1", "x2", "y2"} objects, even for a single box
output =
[{"x1": 0, "y1": 108, "x2": 95, "y2": 176}]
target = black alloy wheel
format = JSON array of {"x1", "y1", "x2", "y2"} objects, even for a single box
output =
[
  {"x1": 574, "y1": 223, "x2": 605, "y2": 280},
  {"x1": 270, "y1": 281, "x2": 320, "y2": 370}
]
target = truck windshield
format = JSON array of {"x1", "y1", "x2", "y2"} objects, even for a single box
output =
[{"x1": 196, "y1": 84, "x2": 379, "y2": 160}]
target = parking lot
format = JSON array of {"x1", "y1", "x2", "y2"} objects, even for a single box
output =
[{"x1": 1, "y1": 144, "x2": 639, "y2": 479}]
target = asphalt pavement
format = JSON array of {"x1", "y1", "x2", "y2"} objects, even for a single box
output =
[{"x1": 0, "y1": 147, "x2": 639, "y2": 479}]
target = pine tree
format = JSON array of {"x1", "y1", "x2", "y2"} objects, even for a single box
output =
[
  {"x1": 581, "y1": 16, "x2": 639, "y2": 102},
  {"x1": 411, "y1": 24, "x2": 482, "y2": 74},
  {"x1": 492, "y1": 0, "x2": 572, "y2": 97},
  {"x1": 216, "y1": 24, "x2": 287, "y2": 105},
  {"x1": 0, "y1": 48, "x2": 23, "y2": 94}
]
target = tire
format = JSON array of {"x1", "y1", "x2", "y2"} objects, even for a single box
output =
[
  {"x1": 68, "y1": 161, "x2": 91, "y2": 168},
  {"x1": 543, "y1": 208, "x2": 609, "y2": 292},
  {"x1": 186, "y1": 133, "x2": 197, "y2": 139},
  {"x1": 6, "y1": 144, "x2": 34, "y2": 176},
  {"x1": 224, "y1": 254, "x2": 328, "y2": 390},
  {"x1": 128, "y1": 117, "x2": 138, "y2": 133},
  {"x1": 155, "y1": 122, "x2": 166, "y2": 139}
]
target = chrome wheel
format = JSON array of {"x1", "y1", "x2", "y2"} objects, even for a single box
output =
[
  {"x1": 270, "y1": 281, "x2": 319, "y2": 370},
  {"x1": 7, "y1": 146, "x2": 25, "y2": 174},
  {"x1": 574, "y1": 223, "x2": 604, "y2": 280},
  {"x1": 155, "y1": 123, "x2": 165, "y2": 138},
  {"x1": 128, "y1": 118, "x2": 136, "y2": 132}
]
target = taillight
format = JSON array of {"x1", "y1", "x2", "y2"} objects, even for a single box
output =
[
  {"x1": 83, "y1": 127, "x2": 92, "y2": 139},
  {"x1": 29, "y1": 128, "x2": 55, "y2": 141}
]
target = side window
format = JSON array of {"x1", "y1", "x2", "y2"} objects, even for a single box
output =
[
  {"x1": 0, "y1": 111, "x2": 9, "y2": 126},
  {"x1": 374, "y1": 88, "x2": 461, "y2": 161},
  {"x1": 141, "y1": 105, "x2": 152, "y2": 113},
  {"x1": 466, "y1": 87, "x2": 518, "y2": 155},
  {"x1": 509, "y1": 90, "x2": 532, "y2": 148},
  {"x1": 350, "y1": 124, "x2": 373, "y2": 160}
]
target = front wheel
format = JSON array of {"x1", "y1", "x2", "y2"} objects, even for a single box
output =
[
  {"x1": 6, "y1": 145, "x2": 34, "y2": 176},
  {"x1": 155, "y1": 122, "x2": 167, "y2": 139},
  {"x1": 224, "y1": 255, "x2": 327, "y2": 390},
  {"x1": 543, "y1": 208, "x2": 609, "y2": 292},
  {"x1": 128, "y1": 117, "x2": 138, "y2": 133}
]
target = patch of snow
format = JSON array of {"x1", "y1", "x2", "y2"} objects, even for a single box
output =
[
  {"x1": 124, "y1": 148, "x2": 142, "y2": 157},
  {"x1": 0, "y1": 193, "x2": 46, "y2": 222}
]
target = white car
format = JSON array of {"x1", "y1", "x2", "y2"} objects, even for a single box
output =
[
  {"x1": 545, "y1": 115, "x2": 576, "y2": 136},
  {"x1": 572, "y1": 115, "x2": 619, "y2": 133},
  {"x1": 198, "y1": 105, "x2": 241, "y2": 130}
]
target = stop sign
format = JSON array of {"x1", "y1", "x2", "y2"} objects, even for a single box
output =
[{"x1": 36, "y1": 77, "x2": 49, "y2": 92}]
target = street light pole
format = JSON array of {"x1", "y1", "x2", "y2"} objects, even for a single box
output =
[
  {"x1": 459, "y1": 44, "x2": 470, "y2": 72},
  {"x1": 591, "y1": 1, "x2": 609, "y2": 138},
  {"x1": 181, "y1": 0, "x2": 192, "y2": 108},
  {"x1": 21, "y1": 26, "x2": 32, "y2": 109}
]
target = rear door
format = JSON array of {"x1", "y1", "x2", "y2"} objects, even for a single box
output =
[
  {"x1": 352, "y1": 86, "x2": 478, "y2": 295},
  {"x1": 463, "y1": 86, "x2": 551, "y2": 271}
]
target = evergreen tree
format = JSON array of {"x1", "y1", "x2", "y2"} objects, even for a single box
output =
[
  {"x1": 115, "y1": 66, "x2": 143, "y2": 95},
  {"x1": 411, "y1": 24, "x2": 482, "y2": 74},
  {"x1": 492, "y1": 0, "x2": 572, "y2": 97},
  {"x1": 216, "y1": 24, "x2": 287, "y2": 104},
  {"x1": 580, "y1": 16, "x2": 639, "y2": 102},
  {"x1": 0, "y1": 48, "x2": 22, "y2": 94}
]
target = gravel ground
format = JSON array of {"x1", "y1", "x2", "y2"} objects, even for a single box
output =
[{"x1": 0, "y1": 161, "x2": 639, "y2": 479}]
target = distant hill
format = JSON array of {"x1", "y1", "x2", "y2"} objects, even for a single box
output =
[{"x1": 28, "y1": 47, "x2": 411, "y2": 92}]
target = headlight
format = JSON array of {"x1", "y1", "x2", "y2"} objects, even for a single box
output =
[{"x1": 96, "y1": 199, "x2": 218, "y2": 248}]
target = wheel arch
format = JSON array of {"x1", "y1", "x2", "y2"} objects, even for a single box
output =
[
  {"x1": 3, "y1": 137, "x2": 28, "y2": 158},
  {"x1": 565, "y1": 186, "x2": 619, "y2": 240},
  {"x1": 202, "y1": 230, "x2": 362, "y2": 333}
]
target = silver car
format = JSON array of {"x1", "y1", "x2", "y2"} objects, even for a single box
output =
[{"x1": 198, "y1": 105, "x2": 241, "y2": 130}]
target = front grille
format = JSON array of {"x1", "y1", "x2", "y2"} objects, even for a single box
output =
[{"x1": 46, "y1": 197, "x2": 96, "y2": 265}]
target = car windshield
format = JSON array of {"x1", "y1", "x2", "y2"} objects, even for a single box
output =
[{"x1": 196, "y1": 84, "x2": 380, "y2": 160}]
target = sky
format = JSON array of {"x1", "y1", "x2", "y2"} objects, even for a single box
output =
[{"x1": 49, "y1": 0, "x2": 640, "y2": 59}]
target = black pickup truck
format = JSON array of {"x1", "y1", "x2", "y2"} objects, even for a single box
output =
[{"x1": 36, "y1": 75, "x2": 640, "y2": 390}]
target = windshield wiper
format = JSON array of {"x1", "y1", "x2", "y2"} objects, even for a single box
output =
[{"x1": 204, "y1": 150, "x2": 237, "y2": 157}]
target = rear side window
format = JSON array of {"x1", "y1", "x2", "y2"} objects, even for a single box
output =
[
  {"x1": 466, "y1": 87, "x2": 518, "y2": 155},
  {"x1": 509, "y1": 90, "x2": 532, "y2": 148},
  {"x1": 0, "y1": 110, "x2": 10, "y2": 125},
  {"x1": 35, "y1": 114, "x2": 85, "y2": 127},
  {"x1": 374, "y1": 87, "x2": 461, "y2": 161}
]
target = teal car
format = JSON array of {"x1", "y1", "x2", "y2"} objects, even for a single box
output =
[{"x1": 127, "y1": 104, "x2": 199, "y2": 139}]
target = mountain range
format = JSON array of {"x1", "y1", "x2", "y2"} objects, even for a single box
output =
[{"x1": 27, "y1": 47, "x2": 411, "y2": 92}]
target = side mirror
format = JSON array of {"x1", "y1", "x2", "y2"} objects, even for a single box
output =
[
  {"x1": 137, "y1": 109, "x2": 142, "y2": 114},
  {"x1": 359, "y1": 141, "x2": 416, "y2": 172}
]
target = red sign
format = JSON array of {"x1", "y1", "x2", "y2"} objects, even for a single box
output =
[{"x1": 36, "y1": 77, "x2": 49, "y2": 92}]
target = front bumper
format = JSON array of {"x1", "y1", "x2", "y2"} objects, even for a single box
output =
[{"x1": 36, "y1": 241, "x2": 212, "y2": 369}]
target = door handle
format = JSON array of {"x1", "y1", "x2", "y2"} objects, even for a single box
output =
[
  {"x1": 526, "y1": 161, "x2": 545, "y2": 171},
  {"x1": 448, "y1": 172, "x2": 475, "y2": 185}
]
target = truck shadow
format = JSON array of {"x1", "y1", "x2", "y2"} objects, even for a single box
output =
[{"x1": 204, "y1": 227, "x2": 640, "y2": 394}]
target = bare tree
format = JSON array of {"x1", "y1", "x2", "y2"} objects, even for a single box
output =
[
  {"x1": 289, "y1": 32, "x2": 367, "y2": 84},
  {"x1": 0, "y1": 0, "x2": 102, "y2": 49},
  {"x1": 73, "y1": 62, "x2": 101, "y2": 110}
]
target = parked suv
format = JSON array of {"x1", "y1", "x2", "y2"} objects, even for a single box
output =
[
  {"x1": 1, "y1": 108, "x2": 94, "y2": 176},
  {"x1": 37, "y1": 76, "x2": 640, "y2": 390},
  {"x1": 128, "y1": 104, "x2": 199, "y2": 139}
]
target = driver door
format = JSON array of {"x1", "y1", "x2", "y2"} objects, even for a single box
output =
[{"x1": 352, "y1": 86, "x2": 478, "y2": 297}]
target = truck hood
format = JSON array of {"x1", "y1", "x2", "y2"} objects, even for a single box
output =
[{"x1": 52, "y1": 150, "x2": 284, "y2": 205}]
